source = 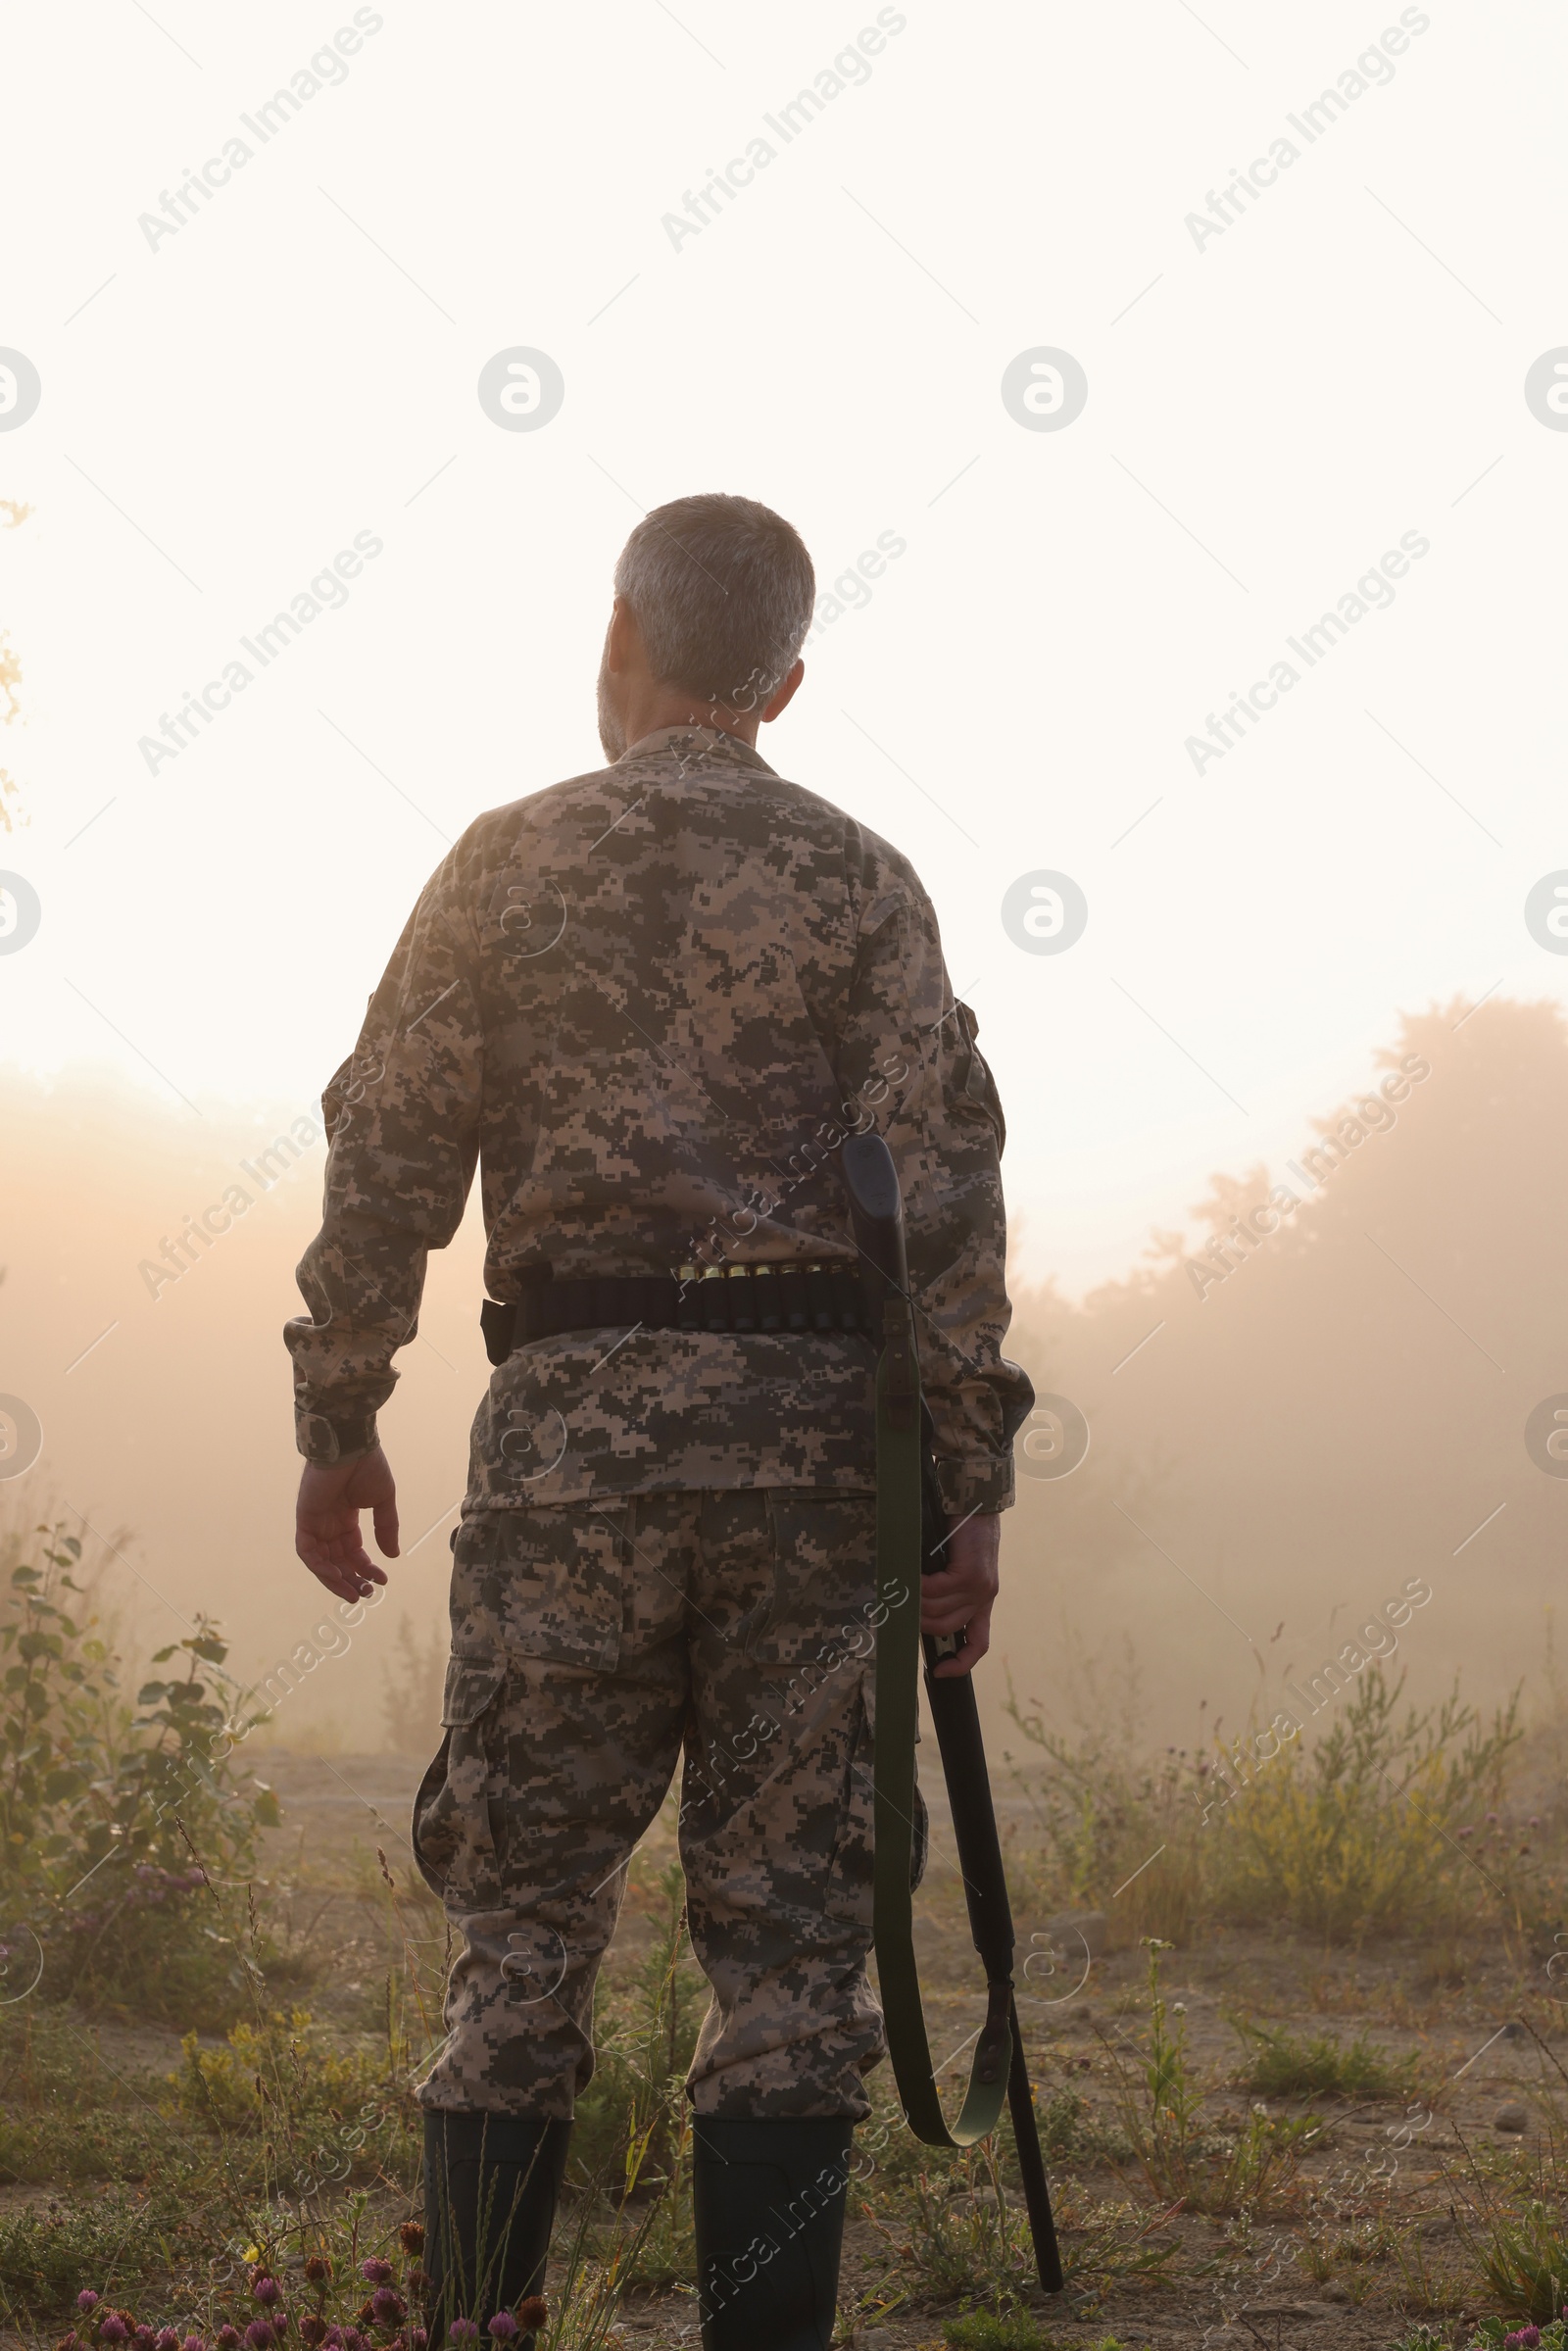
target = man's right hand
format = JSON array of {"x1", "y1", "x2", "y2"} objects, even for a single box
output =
[
  {"x1": 920, "y1": 1509, "x2": 1001, "y2": 1678},
  {"x1": 295, "y1": 1445, "x2": 400, "y2": 1602}
]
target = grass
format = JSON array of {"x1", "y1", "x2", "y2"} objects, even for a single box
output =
[
  {"x1": 1230, "y1": 2018, "x2": 1424, "y2": 2102},
  {"x1": 942, "y1": 2317, "x2": 1138, "y2": 2351},
  {"x1": 1445, "y1": 2032, "x2": 1568, "y2": 2327},
  {"x1": 8, "y1": 1530, "x2": 1568, "y2": 2345},
  {"x1": 0, "y1": 2177, "x2": 223, "y2": 2319},
  {"x1": 1097, "y1": 1942, "x2": 1322, "y2": 2218},
  {"x1": 0, "y1": 1930, "x2": 429, "y2": 2324},
  {"x1": 1030, "y1": 2087, "x2": 1132, "y2": 2167},
  {"x1": 943, "y1": 2317, "x2": 1047, "y2": 2351},
  {"x1": 3, "y1": 1820, "x2": 1565, "y2": 2347}
]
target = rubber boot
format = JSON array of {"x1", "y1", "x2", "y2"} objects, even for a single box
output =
[
  {"x1": 422, "y1": 2111, "x2": 572, "y2": 2338},
  {"x1": 692, "y1": 2116, "x2": 855, "y2": 2351}
]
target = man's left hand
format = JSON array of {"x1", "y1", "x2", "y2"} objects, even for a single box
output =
[
  {"x1": 920, "y1": 1509, "x2": 1001, "y2": 1677},
  {"x1": 295, "y1": 1445, "x2": 400, "y2": 1603}
]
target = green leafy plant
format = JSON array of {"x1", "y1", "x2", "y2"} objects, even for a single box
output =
[
  {"x1": 0, "y1": 1523, "x2": 277, "y2": 2019},
  {"x1": 1457, "y1": 2194, "x2": 1568, "y2": 2327},
  {"x1": 1462, "y1": 2316, "x2": 1568, "y2": 2348}
]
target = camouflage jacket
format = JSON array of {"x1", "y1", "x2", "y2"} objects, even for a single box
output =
[{"x1": 285, "y1": 725, "x2": 1027, "y2": 1519}]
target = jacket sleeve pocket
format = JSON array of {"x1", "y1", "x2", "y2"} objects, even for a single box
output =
[{"x1": 954, "y1": 1001, "x2": 1005, "y2": 1151}]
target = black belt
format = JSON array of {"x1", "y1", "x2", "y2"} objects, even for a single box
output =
[{"x1": 480, "y1": 1263, "x2": 870, "y2": 1365}]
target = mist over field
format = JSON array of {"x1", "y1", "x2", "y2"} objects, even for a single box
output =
[
  {"x1": 7, "y1": 983, "x2": 1562, "y2": 1770},
  {"x1": 13, "y1": 13, "x2": 1568, "y2": 2336}
]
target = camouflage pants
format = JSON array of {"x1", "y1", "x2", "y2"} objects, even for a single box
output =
[{"x1": 412, "y1": 1489, "x2": 893, "y2": 2121}]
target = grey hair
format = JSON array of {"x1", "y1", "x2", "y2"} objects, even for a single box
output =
[{"x1": 612, "y1": 492, "x2": 815, "y2": 714}]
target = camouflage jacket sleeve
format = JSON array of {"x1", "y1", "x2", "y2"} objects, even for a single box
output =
[
  {"x1": 284, "y1": 853, "x2": 483, "y2": 1465},
  {"x1": 835, "y1": 846, "x2": 1029, "y2": 1519}
]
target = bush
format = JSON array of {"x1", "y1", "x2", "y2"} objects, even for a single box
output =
[
  {"x1": 1213, "y1": 1669, "x2": 1522, "y2": 1941},
  {"x1": 0, "y1": 1523, "x2": 280, "y2": 2019},
  {"x1": 173, "y1": 2006, "x2": 419, "y2": 2195},
  {"x1": 1004, "y1": 1664, "x2": 1529, "y2": 1944},
  {"x1": 999, "y1": 1690, "x2": 1210, "y2": 1946}
]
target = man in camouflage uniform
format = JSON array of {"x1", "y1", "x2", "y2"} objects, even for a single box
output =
[{"x1": 288, "y1": 493, "x2": 1028, "y2": 2351}]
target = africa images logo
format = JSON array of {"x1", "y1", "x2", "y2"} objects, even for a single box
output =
[
  {"x1": 476, "y1": 349, "x2": 565, "y2": 432},
  {"x1": 1001, "y1": 870, "x2": 1089, "y2": 955},
  {"x1": 0, "y1": 350, "x2": 41, "y2": 432},
  {"x1": 0, "y1": 872, "x2": 42, "y2": 954}
]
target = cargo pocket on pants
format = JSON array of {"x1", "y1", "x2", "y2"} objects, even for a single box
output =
[{"x1": 411, "y1": 1650, "x2": 506, "y2": 1907}]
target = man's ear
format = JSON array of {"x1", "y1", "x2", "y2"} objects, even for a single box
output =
[
  {"x1": 762, "y1": 657, "x2": 805, "y2": 723},
  {"x1": 606, "y1": 594, "x2": 639, "y2": 675}
]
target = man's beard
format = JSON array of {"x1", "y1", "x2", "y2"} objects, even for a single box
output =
[{"x1": 595, "y1": 642, "x2": 625, "y2": 761}]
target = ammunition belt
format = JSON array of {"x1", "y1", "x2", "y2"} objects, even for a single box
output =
[{"x1": 480, "y1": 1262, "x2": 869, "y2": 1365}]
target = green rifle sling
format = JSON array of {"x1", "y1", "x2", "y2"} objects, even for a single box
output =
[{"x1": 871, "y1": 1294, "x2": 1011, "y2": 2147}]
